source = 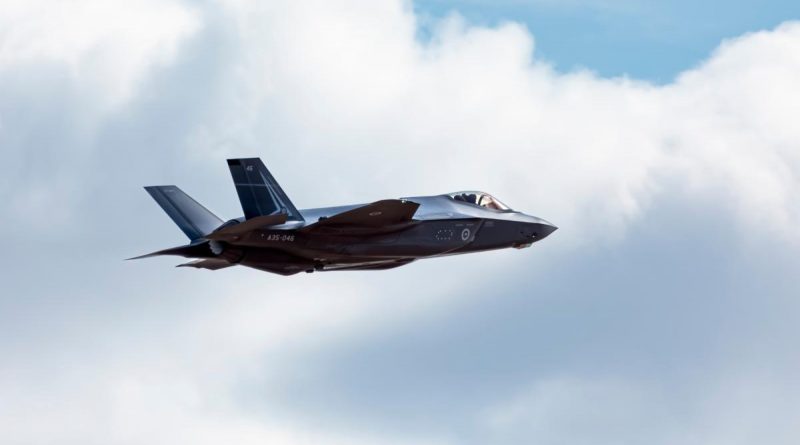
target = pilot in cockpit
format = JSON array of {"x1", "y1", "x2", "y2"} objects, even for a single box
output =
[
  {"x1": 452, "y1": 193, "x2": 477, "y2": 204},
  {"x1": 451, "y1": 192, "x2": 510, "y2": 211}
]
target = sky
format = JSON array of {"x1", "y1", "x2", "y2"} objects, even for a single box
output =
[
  {"x1": 1, "y1": 0, "x2": 799, "y2": 444},
  {"x1": 416, "y1": 0, "x2": 800, "y2": 82}
]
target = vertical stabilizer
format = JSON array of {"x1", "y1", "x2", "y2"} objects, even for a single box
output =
[{"x1": 227, "y1": 158, "x2": 304, "y2": 222}]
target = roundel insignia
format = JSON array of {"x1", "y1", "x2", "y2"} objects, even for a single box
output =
[{"x1": 461, "y1": 228, "x2": 471, "y2": 241}]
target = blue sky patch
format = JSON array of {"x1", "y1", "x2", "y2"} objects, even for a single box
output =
[{"x1": 414, "y1": 0, "x2": 800, "y2": 82}]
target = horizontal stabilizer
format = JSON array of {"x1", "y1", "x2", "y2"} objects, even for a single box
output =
[
  {"x1": 303, "y1": 199, "x2": 419, "y2": 232},
  {"x1": 145, "y1": 186, "x2": 222, "y2": 241},
  {"x1": 177, "y1": 259, "x2": 233, "y2": 270},
  {"x1": 205, "y1": 213, "x2": 288, "y2": 241},
  {"x1": 127, "y1": 241, "x2": 214, "y2": 260}
]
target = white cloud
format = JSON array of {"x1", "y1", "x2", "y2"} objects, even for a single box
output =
[
  {"x1": 0, "y1": 0, "x2": 201, "y2": 108},
  {"x1": 663, "y1": 24, "x2": 800, "y2": 240},
  {"x1": 3, "y1": 1, "x2": 799, "y2": 245},
  {"x1": 0, "y1": 270, "x2": 464, "y2": 445},
  {"x1": 167, "y1": 1, "x2": 800, "y2": 245}
]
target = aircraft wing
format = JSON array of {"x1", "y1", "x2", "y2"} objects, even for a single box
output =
[
  {"x1": 205, "y1": 213, "x2": 289, "y2": 241},
  {"x1": 301, "y1": 199, "x2": 420, "y2": 232}
]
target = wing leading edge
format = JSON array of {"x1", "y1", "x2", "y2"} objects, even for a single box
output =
[{"x1": 302, "y1": 199, "x2": 419, "y2": 233}]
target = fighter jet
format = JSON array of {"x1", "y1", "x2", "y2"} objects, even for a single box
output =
[{"x1": 131, "y1": 158, "x2": 557, "y2": 275}]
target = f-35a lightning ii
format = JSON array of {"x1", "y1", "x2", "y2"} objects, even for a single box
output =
[{"x1": 131, "y1": 158, "x2": 557, "y2": 275}]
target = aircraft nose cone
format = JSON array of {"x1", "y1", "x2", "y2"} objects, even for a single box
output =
[
  {"x1": 537, "y1": 222, "x2": 558, "y2": 239},
  {"x1": 512, "y1": 220, "x2": 557, "y2": 249},
  {"x1": 519, "y1": 214, "x2": 557, "y2": 239}
]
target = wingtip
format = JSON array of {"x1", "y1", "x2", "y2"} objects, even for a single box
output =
[{"x1": 126, "y1": 253, "x2": 154, "y2": 260}]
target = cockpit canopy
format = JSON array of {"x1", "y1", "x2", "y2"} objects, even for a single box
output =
[{"x1": 447, "y1": 191, "x2": 512, "y2": 211}]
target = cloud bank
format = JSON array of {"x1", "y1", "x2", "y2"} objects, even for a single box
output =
[{"x1": 1, "y1": 0, "x2": 799, "y2": 444}]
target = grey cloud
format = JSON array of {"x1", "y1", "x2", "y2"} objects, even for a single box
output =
[{"x1": 250, "y1": 195, "x2": 800, "y2": 443}]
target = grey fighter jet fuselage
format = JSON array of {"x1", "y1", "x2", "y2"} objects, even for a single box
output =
[{"x1": 132, "y1": 158, "x2": 557, "y2": 275}]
